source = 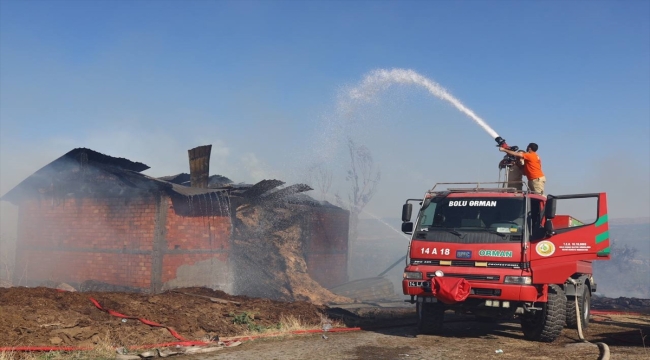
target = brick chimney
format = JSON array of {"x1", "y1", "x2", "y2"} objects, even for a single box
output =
[{"x1": 188, "y1": 145, "x2": 212, "y2": 188}]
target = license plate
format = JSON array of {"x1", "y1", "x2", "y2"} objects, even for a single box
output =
[{"x1": 408, "y1": 281, "x2": 424, "y2": 287}]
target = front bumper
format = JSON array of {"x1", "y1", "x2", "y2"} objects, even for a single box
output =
[{"x1": 403, "y1": 278, "x2": 544, "y2": 302}]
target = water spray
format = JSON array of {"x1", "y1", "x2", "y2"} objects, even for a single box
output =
[
  {"x1": 315, "y1": 68, "x2": 508, "y2": 166},
  {"x1": 346, "y1": 68, "x2": 501, "y2": 140}
]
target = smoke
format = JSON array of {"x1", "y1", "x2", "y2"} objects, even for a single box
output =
[
  {"x1": 2, "y1": 65, "x2": 648, "y2": 300},
  {"x1": 239, "y1": 152, "x2": 280, "y2": 183},
  {"x1": 301, "y1": 68, "x2": 500, "y2": 221},
  {"x1": 0, "y1": 126, "x2": 274, "y2": 261}
]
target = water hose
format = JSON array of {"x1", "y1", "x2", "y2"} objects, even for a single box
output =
[
  {"x1": 1, "y1": 289, "x2": 640, "y2": 355},
  {"x1": 569, "y1": 280, "x2": 610, "y2": 360},
  {"x1": 0, "y1": 327, "x2": 364, "y2": 353},
  {"x1": 88, "y1": 297, "x2": 194, "y2": 342},
  {"x1": 0, "y1": 296, "x2": 366, "y2": 353}
]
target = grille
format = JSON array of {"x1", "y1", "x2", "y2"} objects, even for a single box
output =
[
  {"x1": 410, "y1": 259, "x2": 527, "y2": 269},
  {"x1": 471, "y1": 288, "x2": 502, "y2": 296},
  {"x1": 450, "y1": 260, "x2": 474, "y2": 267},
  {"x1": 415, "y1": 231, "x2": 520, "y2": 244},
  {"x1": 411, "y1": 259, "x2": 440, "y2": 265},
  {"x1": 429, "y1": 273, "x2": 500, "y2": 281}
]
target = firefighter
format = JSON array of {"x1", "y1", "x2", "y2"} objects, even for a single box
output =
[{"x1": 499, "y1": 143, "x2": 546, "y2": 195}]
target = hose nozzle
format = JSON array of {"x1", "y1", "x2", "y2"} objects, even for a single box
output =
[{"x1": 495, "y1": 136, "x2": 508, "y2": 148}]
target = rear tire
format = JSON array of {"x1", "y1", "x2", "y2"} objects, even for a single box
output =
[
  {"x1": 520, "y1": 284, "x2": 566, "y2": 342},
  {"x1": 417, "y1": 301, "x2": 445, "y2": 335},
  {"x1": 566, "y1": 285, "x2": 590, "y2": 329}
]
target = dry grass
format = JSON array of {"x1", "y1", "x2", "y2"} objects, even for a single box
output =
[
  {"x1": 0, "y1": 334, "x2": 116, "y2": 360},
  {"x1": 224, "y1": 313, "x2": 345, "y2": 341},
  {"x1": 0, "y1": 351, "x2": 18, "y2": 360},
  {"x1": 0, "y1": 248, "x2": 14, "y2": 287},
  {"x1": 0, "y1": 350, "x2": 112, "y2": 360},
  {"x1": 0, "y1": 314, "x2": 348, "y2": 359},
  {"x1": 276, "y1": 313, "x2": 344, "y2": 334}
]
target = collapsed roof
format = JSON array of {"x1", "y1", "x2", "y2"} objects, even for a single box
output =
[{"x1": 0, "y1": 147, "x2": 337, "y2": 210}]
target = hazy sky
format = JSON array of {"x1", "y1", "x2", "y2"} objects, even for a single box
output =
[{"x1": 1, "y1": 0, "x2": 649, "y2": 235}]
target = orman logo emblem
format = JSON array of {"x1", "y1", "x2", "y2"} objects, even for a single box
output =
[{"x1": 536, "y1": 241, "x2": 555, "y2": 257}]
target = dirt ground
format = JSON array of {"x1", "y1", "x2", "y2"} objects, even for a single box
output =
[
  {"x1": 1, "y1": 286, "x2": 649, "y2": 360},
  {"x1": 0, "y1": 286, "x2": 327, "y2": 348},
  {"x1": 192, "y1": 312, "x2": 650, "y2": 360}
]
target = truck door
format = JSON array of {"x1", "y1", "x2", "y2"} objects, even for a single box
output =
[{"x1": 528, "y1": 193, "x2": 609, "y2": 284}]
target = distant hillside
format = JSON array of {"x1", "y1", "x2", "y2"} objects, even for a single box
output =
[{"x1": 609, "y1": 217, "x2": 650, "y2": 225}]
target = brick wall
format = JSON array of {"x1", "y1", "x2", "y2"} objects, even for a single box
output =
[
  {"x1": 304, "y1": 206, "x2": 349, "y2": 288},
  {"x1": 15, "y1": 196, "x2": 157, "y2": 289},
  {"x1": 13, "y1": 192, "x2": 341, "y2": 293},
  {"x1": 162, "y1": 199, "x2": 231, "y2": 291},
  {"x1": 14, "y1": 195, "x2": 233, "y2": 292}
]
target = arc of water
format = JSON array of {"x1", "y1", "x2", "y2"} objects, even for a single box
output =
[{"x1": 345, "y1": 68, "x2": 500, "y2": 139}]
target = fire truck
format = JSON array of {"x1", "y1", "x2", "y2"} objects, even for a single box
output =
[{"x1": 400, "y1": 181, "x2": 610, "y2": 342}]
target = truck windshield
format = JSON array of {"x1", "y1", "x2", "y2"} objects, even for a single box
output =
[{"x1": 416, "y1": 197, "x2": 524, "y2": 242}]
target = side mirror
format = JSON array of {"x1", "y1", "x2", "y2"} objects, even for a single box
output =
[
  {"x1": 402, "y1": 222, "x2": 414, "y2": 233},
  {"x1": 545, "y1": 197, "x2": 556, "y2": 219},
  {"x1": 544, "y1": 219, "x2": 555, "y2": 237},
  {"x1": 402, "y1": 203, "x2": 413, "y2": 222}
]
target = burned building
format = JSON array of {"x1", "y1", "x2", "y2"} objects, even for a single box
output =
[{"x1": 1, "y1": 146, "x2": 350, "y2": 303}]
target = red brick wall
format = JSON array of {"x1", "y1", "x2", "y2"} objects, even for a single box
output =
[
  {"x1": 20, "y1": 251, "x2": 152, "y2": 288},
  {"x1": 15, "y1": 196, "x2": 157, "y2": 289},
  {"x1": 163, "y1": 200, "x2": 231, "y2": 285},
  {"x1": 13, "y1": 193, "x2": 340, "y2": 293},
  {"x1": 304, "y1": 206, "x2": 349, "y2": 288},
  {"x1": 14, "y1": 195, "x2": 234, "y2": 292},
  {"x1": 164, "y1": 200, "x2": 231, "y2": 252}
]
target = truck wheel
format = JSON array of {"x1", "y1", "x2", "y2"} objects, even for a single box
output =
[
  {"x1": 417, "y1": 301, "x2": 445, "y2": 335},
  {"x1": 520, "y1": 284, "x2": 566, "y2": 342},
  {"x1": 566, "y1": 285, "x2": 590, "y2": 329}
]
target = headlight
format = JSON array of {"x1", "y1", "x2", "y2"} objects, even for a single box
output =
[
  {"x1": 403, "y1": 271, "x2": 422, "y2": 279},
  {"x1": 434, "y1": 270, "x2": 444, "y2": 277},
  {"x1": 504, "y1": 276, "x2": 532, "y2": 285}
]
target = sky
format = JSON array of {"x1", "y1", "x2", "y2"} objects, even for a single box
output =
[{"x1": 1, "y1": 0, "x2": 649, "y2": 239}]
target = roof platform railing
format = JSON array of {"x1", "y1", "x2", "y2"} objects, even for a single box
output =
[{"x1": 428, "y1": 181, "x2": 531, "y2": 194}]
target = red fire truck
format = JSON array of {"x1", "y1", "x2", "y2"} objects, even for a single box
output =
[{"x1": 401, "y1": 182, "x2": 610, "y2": 342}]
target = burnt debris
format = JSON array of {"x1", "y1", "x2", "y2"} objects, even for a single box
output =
[{"x1": 2, "y1": 146, "x2": 321, "y2": 213}]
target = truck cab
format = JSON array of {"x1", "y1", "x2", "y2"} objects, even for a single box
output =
[{"x1": 401, "y1": 182, "x2": 610, "y2": 342}]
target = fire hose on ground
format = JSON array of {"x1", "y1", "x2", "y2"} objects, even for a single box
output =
[
  {"x1": 0, "y1": 296, "x2": 365, "y2": 353},
  {"x1": 569, "y1": 279, "x2": 610, "y2": 360},
  {"x1": 0, "y1": 291, "x2": 644, "y2": 355}
]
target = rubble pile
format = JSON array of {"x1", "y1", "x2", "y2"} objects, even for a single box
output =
[{"x1": 231, "y1": 203, "x2": 351, "y2": 305}]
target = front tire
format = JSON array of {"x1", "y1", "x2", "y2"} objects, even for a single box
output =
[
  {"x1": 520, "y1": 284, "x2": 566, "y2": 342},
  {"x1": 566, "y1": 285, "x2": 590, "y2": 329},
  {"x1": 417, "y1": 301, "x2": 445, "y2": 335}
]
